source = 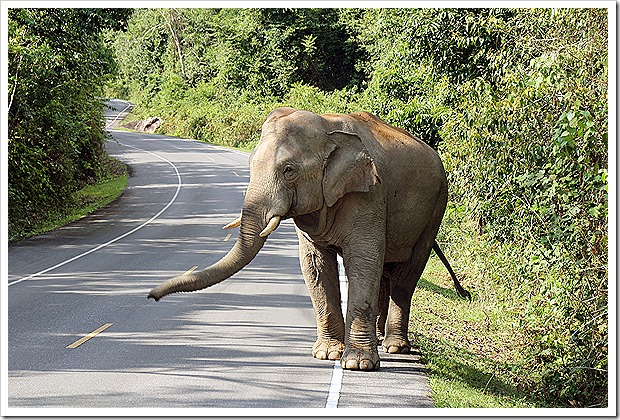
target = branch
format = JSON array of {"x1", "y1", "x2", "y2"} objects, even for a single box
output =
[
  {"x1": 159, "y1": 8, "x2": 187, "y2": 83},
  {"x1": 8, "y1": 54, "x2": 23, "y2": 113}
]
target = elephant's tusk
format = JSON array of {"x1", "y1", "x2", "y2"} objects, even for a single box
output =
[
  {"x1": 259, "y1": 216, "x2": 281, "y2": 237},
  {"x1": 222, "y1": 216, "x2": 242, "y2": 230}
]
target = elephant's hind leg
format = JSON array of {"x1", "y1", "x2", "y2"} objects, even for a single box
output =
[
  {"x1": 376, "y1": 268, "x2": 392, "y2": 342},
  {"x1": 383, "y1": 185, "x2": 447, "y2": 354},
  {"x1": 383, "y1": 225, "x2": 440, "y2": 354},
  {"x1": 296, "y1": 229, "x2": 345, "y2": 361},
  {"x1": 382, "y1": 262, "x2": 418, "y2": 354}
]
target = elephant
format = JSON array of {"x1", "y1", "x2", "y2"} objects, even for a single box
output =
[{"x1": 148, "y1": 107, "x2": 469, "y2": 371}]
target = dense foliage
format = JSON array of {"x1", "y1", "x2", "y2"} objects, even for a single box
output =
[
  {"x1": 8, "y1": 8, "x2": 131, "y2": 238},
  {"x1": 109, "y1": 8, "x2": 608, "y2": 407}
]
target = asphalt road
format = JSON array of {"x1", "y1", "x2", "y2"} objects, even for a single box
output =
[{"x1": 6, "y1": 99, "x2": 434, "y2": 413}]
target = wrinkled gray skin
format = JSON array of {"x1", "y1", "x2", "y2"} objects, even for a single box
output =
[{"x1": 148, "y1": 108, "x2": 448, "y2": 371}]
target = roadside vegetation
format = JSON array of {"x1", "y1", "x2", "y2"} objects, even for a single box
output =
[
  {"x1": 9, "y1": 7, "x2": 608, "y2": 408},
  {"x1": 8, "y1": 8, "x2": 132, "y2": 241},
  {"x1": 10, "y1": 157, "x2": 128, "y2": 241}
]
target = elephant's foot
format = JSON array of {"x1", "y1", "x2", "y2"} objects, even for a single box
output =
[
  {"x1": 312, "y1": 338, "x2": 344, "y2": 361},
  {"x1": 382, "y1": 335, "x2": 411, "y2": 354},
  {"x1": 376, "y1": 322, "x2": 385, "y2": 343},
  {"x1": 340, "y1": 346, "x2": 380, "y2": 370}
]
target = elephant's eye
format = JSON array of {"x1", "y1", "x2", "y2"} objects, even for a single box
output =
[{"x1": 282, "y1": 164, "x2": 298, "y2": 181}]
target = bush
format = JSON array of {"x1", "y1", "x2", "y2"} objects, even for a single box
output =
[
  {"x1": 436, "y1": 9, "x2": 608, "y2": 406},
  {"x1": 8, "y1": 8, "x2": 131, "y2": 238}
]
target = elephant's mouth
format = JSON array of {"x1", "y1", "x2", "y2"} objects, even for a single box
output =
[
  {"x1": 280, "y1": 190, "x2": 297, "y2": 219},
  {"x1": 284, "y1": 209, "x2": 298, "y2": 219}
]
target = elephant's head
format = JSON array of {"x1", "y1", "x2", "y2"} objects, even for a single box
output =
[{"x1": 148, "y1": 107, "x2": 379, "y2": 301}]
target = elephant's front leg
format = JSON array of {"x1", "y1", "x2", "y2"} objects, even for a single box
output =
[
  {"x1": 341, "y1": 239, "x2": 385, "y2": 371},
  {"x1": 296, "y1": 229, "x2": 345, "y2": 361}
]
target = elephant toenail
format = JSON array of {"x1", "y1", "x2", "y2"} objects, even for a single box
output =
[
  {"x1": 344, "y1": 359, "x2": 359, "y2": 370},
  {"x1": 315, "y1": 350, "x2": 327, "y2": 359},
  {"x1": 360, "y1": 360, "x2": 373, "y2": 370}
]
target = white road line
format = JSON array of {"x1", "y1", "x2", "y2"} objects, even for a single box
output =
[
  {"x1": 325, "y1": 360, "x2": 344, "y2": 408},
  {"x1": 8, "y1": 143, "x2": 182, "y2": 287},
  {"x1": 105, "y1": 101, "x2": 132, "y2": 129},
  {"x1": 326, "y1": 256, "x2": 348, "y2": 408}
]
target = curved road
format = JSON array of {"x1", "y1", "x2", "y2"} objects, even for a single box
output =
[{"x1": 5, "y1": 99, "x2": 433, "y2": 412}]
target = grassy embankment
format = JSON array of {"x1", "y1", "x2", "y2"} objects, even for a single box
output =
[
  {"x1": 10, "y1": 155, "x2": 128, "y2": 241},
  {"x1": 415, "y1": 252, "x2": 537, "y2": 408}
]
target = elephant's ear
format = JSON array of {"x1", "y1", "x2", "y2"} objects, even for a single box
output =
[{"x1": 323, "y1": 130, "x2": 380, "y2": 207}]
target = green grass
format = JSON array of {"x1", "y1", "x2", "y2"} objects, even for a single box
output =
[
  {"x1": 10, "y1": 157, "x2": 128, "y2": 241},
  {"x1": 409, "y1": 257, "x2": 540, "y2": 408},
  {"x1": 64, "y1": 176, "x2": 126, "y2": 223}
]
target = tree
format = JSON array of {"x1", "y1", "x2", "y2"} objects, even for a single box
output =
[{"x1": 8, "y1": 8, "x2": 131, "y2": 238}]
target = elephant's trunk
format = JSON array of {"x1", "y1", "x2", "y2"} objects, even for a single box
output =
[{"x1": 148, "y1": 206, "x2": 270, "y2": 301}]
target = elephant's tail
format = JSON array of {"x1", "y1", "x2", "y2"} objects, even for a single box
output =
[{"x1": 432, "y1": 241, "x2": 471, "y2": 300}]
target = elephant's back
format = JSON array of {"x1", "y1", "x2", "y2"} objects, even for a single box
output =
[
  {"x1": 344, "y1": 111, "x2": 444, "y2": 179},
  {"x1": 322, "y1": 109, "x2": 447, "y2": 199},
  {"x1": 345, "y1": 112, "x2": 448, "y2": 262}
]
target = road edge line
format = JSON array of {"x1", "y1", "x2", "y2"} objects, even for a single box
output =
[
  {"x1": 105, "y1": 100, "x2": 132, "y2": 129},
  {"x1": 8, "y1": 143, "x2": 182, "y2": 287},
  {"x1": 325, "y1": 362, "x2": 344, "y2": 408},
  {"x1": 66, "y1": 323, "x2": 113, "y2": 349},
  {"x1": 325, "y1": 256, "x2": 348, "y2": 408}
]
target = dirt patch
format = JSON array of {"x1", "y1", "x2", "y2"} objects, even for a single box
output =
[{"x1": 122, "y1": 116, "x2": 162, "y2": 133}]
